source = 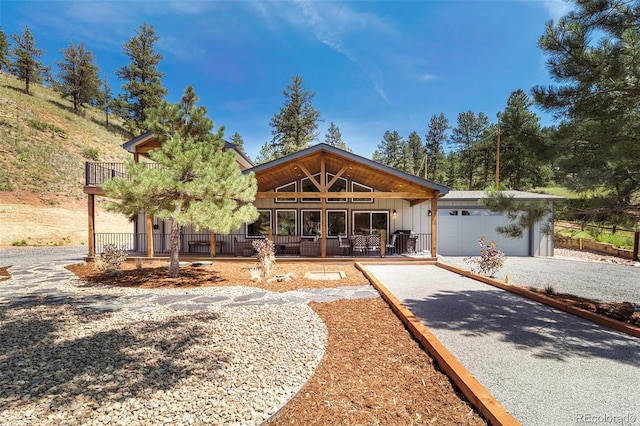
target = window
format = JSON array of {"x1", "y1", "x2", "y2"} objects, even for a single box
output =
[
  {"x1": 247, "y1": 210, "x2": 271, "y2": 237},
  {"x1": 275, "y1": 210, "x2": 297, "y2": 235},
  {"x1": 327, "y1": 173, "x2": 347, "y2": 202},
  {"x1": 275, "y1": 182, "x2": 297, "y2": 203},
  {"x1": 301, "y1": 173, "x2": 321, "y2": 202},
  {"x1": 352, "y1": 182, "x2": 373, "y2": 203},
  {"x1": 302, "y1": 210, "x2": 322, "y2": 236},
  {"x1": 352, "y1": 211, "x2": 389, "y2": 235},
  {"x1": 326, "y1": 210, "x2": 347, "y2": 237}
]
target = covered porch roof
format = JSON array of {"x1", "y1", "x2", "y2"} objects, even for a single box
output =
[{"x1": 247, "y1": 143, "x2": 449, "y2": 205}]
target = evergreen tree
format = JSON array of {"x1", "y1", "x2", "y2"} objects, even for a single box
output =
[
  {"x1": 56, "y1": 41, "x2": 100, "y2": 113},
  {"x1": 425, "y1": 113, "x2": 449, "y2": 183},
  {"x1": 268, "y1": 74, "x2": 320, "y2": 158},
  {"x1": 0, "y1": 27, "x2": 10, "y2": 72},
  {"x1": 116, "y1": 23, "x2": 167, "y2": 135},
  {"x1": 255, "y1": 141, "x2": 278, "y2": 164},
  {"x1": 104, "y1": 88, "x2": 258, "y2": 277},
  {"x1": 10, "y1": 26, "x2": 44, "y2": 95},
  {"x1": 324, "y1": 122, "x2": 350, "y2": 151},
  {"x1": 97, "y1": 73, "x2": 113, "y2": 128},
  {"x1": 229, "y1": 132, "x2": 247, "y2": 156},
  {"x1": 374, "y1": 130, "x2": 410, "y2": 172},
  {"x1": 533, "y1": 0, "x2": 640, "y2": 206},
  {"x1": 451, "y1": 111, "x2": 489, "y2": 189},
  {"x1": 180, "y1": 85, "x2": 198, "y2": 115},
  {"x1": 407, "y1": 131, "x2": 425, "y2": 176}
]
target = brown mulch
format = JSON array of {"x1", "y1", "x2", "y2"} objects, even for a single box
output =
[
  {"x1": 0, "y1": 266, "x2": 9, "y2": 281},
  {"x1": 64, "y1": 260, "x2": 487, "y2": 425}
]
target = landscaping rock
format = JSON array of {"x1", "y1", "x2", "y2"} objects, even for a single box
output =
[{"x1": 595, "y1": 301, "x2": 635, "y2": 321}]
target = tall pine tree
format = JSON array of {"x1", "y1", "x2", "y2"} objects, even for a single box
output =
[
  {"x1": 268, "y1": 74, "x2": 320, "y2": 158},
  {"x1": 451, "y1": 111, "x2": 489, "y2": 189},
  {"x1": 425, "y1": 113, "x2": 449, "y2": 183},
  {"x1": 0, "y1": 27, "x2": 9, "y2": 72},
  {"x1": 116, "y1": 23, "x2": 167, "y2": 135},
  {"x1": 104, "y1": 87, "x2": 258, "y2": 277},
  {"x1": 56, "y1": 41, "x2": 100, "y2": 113},
  {"x1": 10, "y1": 26, "x2": 44, "y2": 95},
  {"x1": 407, "y1": 131, "x2": 425, "y2": 176},
  {"x1": 229, "y1": 132, "x2": 247, "y2": 156},
  {"x1": 324, "y1": 122, "x2": 350, "y2": 151}
]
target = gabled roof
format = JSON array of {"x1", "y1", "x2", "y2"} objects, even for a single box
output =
[
  {"x1": 246, "y1": 143, "x2": 449, "y2": 201},
  {"x1": 121, "y1": 131, "x2": 254, "y2": 169},
  {"x1": 441, "y1": 190, "x2": 565, "y2": 202}
]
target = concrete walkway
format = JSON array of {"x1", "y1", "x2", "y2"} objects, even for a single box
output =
[
  {"x1": 364, "y1": 264, "x2": 640, "y2": 426},
  {"x1": 0, "y1": 263, "x2": 379, "y2": 313}
]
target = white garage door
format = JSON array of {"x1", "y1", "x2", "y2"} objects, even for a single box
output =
[{"x1": 437, "y1": 209, "x2": 530, "y2": 256}]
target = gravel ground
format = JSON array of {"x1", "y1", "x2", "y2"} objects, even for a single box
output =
[
  {"x1": 0, "y1": 259, "x2": 329, "y2": 425},
  {"x1": 365, "y1": 264, "x2": 640, "y2": 426},
  {"x1": 0, "y1": 246, "x2": 88, "y2": 267},
  {"x1": 441, "y1": 250, "x2": 640, "y2": 309}
]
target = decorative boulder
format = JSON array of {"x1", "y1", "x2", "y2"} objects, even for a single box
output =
[{"x1": 595, "y1": 302, "x2": 635, "y2": 322}]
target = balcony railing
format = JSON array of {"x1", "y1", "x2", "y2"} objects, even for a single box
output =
[{"x1": 85, "y1": 162, "x2": 162, "y2": 186}]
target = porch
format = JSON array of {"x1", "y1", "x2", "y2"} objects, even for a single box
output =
[{"x1": 93, "y1": 232, "x2": 433, "y2": 258}]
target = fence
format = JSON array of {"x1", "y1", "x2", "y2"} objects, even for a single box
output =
[{"x1": 85, "y1": 162, "x2": 162, "y2": 186}]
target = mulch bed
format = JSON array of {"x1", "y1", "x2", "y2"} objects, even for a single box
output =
[{"x1": 62, "y1": 260, "x2": 487, "y2": 425}]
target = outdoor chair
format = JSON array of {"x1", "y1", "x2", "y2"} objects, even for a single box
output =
[
  {"x1": 367, "y1": 234, "x2": 380, "y2": 255},
  {"x1": 234, "y1": 237, "x2": 255, "y2": 257},
  {"x1": 352, "y1": 235, "x2": 367, "y2": 255},
  {"x1": 385, "y1": 233, "x2": 397, "y2": 256},
  {"x1": 338, "y1": 234, "x2": 351, "y2": 255}
]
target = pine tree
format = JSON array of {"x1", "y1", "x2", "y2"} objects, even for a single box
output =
[
  {"x1": 104, "y1": 87, "x2": 258, "y2": 277},
  {"x1": 533, "y1": 0, "x2": 640, "y2": 207},
  {"x1": 375, "y1": 130, "x2": 411, "y2": 172},
  {"x1": 255, "y1": 141, "x2": 278, "y2": 164},
  {"x1": 229, "y1": 132, "x2": 247, "y2": 156},
  {"x1": 451, "y1": 111, "x2": 489, "y2": 189},
  {"x1": 10, "y1": 26, "x2": 44, "y2": 95},
  {"x1": 268, "y1": 74, "x2": 320, "y2": 158},
  {"x1": 425, "y1": 113, "x2": 449, "y2": 182},
  {"x1": 0, "y1": 27, "x2": 10, "y2": 72},
  {"x1": 180, "y1": 85, "x2": 198, "y2": 115},
  {"x1": 116, "y1": 23, "x2": 167, "y2": 135},
  {"x1": 97, "y1": 73, "x2": 113, "y2": 128},
  {"x1": 324, "y1": 122, "x2": 350, "y2": 151},
  {"x1": 407, "y1": 131, "x2": 425, "y2": 176},
  {"x1": 56, "y1": 41, "x2": 100, "y2": 113}
]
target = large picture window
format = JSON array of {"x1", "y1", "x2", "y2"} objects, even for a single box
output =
[
  {"x1": 327, "y1": 173, "x2": 347, "y2": 202},
  {"x1": 302, "y1": 209, "x2": 322, "y2": 236},
  {"x1": 352, "y1": 182, "x2": 373, "y2": 203},
  {"x1": 247, "y1": 210, "x2": 271, "y2": 237},
  {"x1": 326, "y1": 210, "x2": 347, "y2": 237},
  {"x1": 352, "y1": 211, "x2": 388, "y2": 235},
  {"x1": 276, "y1": 210, "x2": 297, "y2": 235},
  {"x1": 275, "y1": 182, "x2": 297, "y2": 203},
  {"x1": 301, "y1": 173, "x2": 321, "y2": 202}
]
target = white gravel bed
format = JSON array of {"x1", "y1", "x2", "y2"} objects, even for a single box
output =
[{"x1": 0, "y1": 291, "x2": 327, "y2": 425}]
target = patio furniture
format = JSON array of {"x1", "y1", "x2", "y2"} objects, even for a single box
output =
[
  {"x1": 351, "y1": 235, "x2": 367, "y2": 255},
  {"x1": 367, "y1": 234, "x2": 380, "y2": 255},
  {"x1": 385, "y1": 233, "x2": 397, "y2": 256},
  {"x1": 300, "y1": 237, "x2": 321, "y2": 256},
  {"x1": 338, "y1": 234, "x2": 351, "y2": 255},
  {"x1": 187, "y1": 240, "x2": 223, "y2": 254},
  {"x1": 407, "y1": 234, "x2": 418, "y2": 254}
]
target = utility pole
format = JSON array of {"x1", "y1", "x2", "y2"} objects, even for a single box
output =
[
  {"x1": 495, "y1": 117, "x2": 501, "y2": 190},
  {"x1": 424, "y1": 154, "x2": 428, "y2": 179}
]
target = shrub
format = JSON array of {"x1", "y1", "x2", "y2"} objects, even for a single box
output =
[
  {"x1": 97, "y1": 244, "x2": 128, "y2": 271},
  {"x1": 465, "y1": 237, "x2": 506, "y2": 277},
  {"x1": 253, "y1": 238, "x2": 276, "y2": 278},
  {"x1": 82, "y1": 147, "x2": 100, "y2": 161},
  {"x1": 12, "y1": 240, "x2": 27, "y2": 246}
]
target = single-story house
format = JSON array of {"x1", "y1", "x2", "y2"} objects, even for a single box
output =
[{"x1": 84, "y1": 135, "x2": 562, "y2": 258}]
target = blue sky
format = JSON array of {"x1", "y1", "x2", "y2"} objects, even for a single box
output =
[{"x1": 1, "y1": 0, "x2": 571, "y2": 160}]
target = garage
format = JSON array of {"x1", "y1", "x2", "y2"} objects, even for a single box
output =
[{"x1": 436, "y1": 191, "x2": 564, "y2": 257}]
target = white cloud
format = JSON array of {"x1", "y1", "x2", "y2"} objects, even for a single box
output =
[
  {"x1": 415, "y1": 73, "x2": 439, "y2": 82},
  {"x1": 158, "y1": 36, "x2": 205, "y2": 61},
  {"x1": 539, "y1": 0, "x2": 572, "y2": 21}
]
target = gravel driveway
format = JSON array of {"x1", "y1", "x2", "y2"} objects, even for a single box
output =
[
  {"x1": 442, "y1": 254, "x2": 640, "y2": 309},
  {"x1": 0, "y1": 246, "x2": 88, "y2": 267}
]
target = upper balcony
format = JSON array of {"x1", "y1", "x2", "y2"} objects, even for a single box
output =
[{"x1": 84, "y1": 162, "x2": 161, "y2": 195}]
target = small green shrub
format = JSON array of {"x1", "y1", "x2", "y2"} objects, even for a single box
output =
[
  {"x1": 544, "y1": 285, "x2": 556, "y2": 296},
  {"x1": 12, "y1": 240, "x2": 27, "y2": 246},
  {"x1": 82, "y1": 147, "x2": 100, "y2": 161}
]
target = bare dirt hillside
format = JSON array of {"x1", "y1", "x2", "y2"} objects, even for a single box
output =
[{"x1": 0, "y1": 192, "x2": 131, "y2": 247}]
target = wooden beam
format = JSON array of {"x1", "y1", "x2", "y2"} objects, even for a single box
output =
[
  {"x1": 410, "y1": 199, "x2": 428, "y2": 207},
  {"x1": 431, "y1": 194, "x2": 438, "y2": 256},
  {"x1": 321, "y1": 155, "x2": 326, "y2": 258},
  {"x1": 210, "y1": 231, "x2": 216, "y2": 257},
  {"x1": 147, "y1": 215, "x2": 154, "y2": 257},
  {"x1": 83, "y1": 186, "x2": 106, "y2": 196},
  {"x1": 256, "y1": 191, "x2": 434, "y2": 199},
  {"x1": 326, "y1": 165, "x2": 349, "y2": 189},
  {"x1": 88, "y1": 194, "x2": 95, "y2": 257},
  {"x1": 297, "y1": 164, "x2": 322, "y2": 190}
]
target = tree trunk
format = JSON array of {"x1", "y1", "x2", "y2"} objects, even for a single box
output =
[{"x1": 169, "y1": 219, "x2": 180, "y2": 278}]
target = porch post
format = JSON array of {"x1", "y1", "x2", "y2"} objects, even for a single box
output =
[
  {"x1": 146, "y1": 214, "x2": 154, "y2": 257},
  {"x1": 210, "y1": 231, "x2": 216, "y2": 257},
  {"x1": 380, "y1": 229, "x2": 386, "y2": 257},
  {"x1": 431, "y1": 193, "x2": 438, "y2": 257},
  {"x1": 320, "y1": 156, "x2": 327, "y2": 258},
  {"x1": 88, "y1": 194, "x2": 95, "y2": 257}
]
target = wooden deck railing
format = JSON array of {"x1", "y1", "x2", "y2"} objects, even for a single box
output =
[{"x1": 85, "y1": 162, "x2": 162, "y2": 186}]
